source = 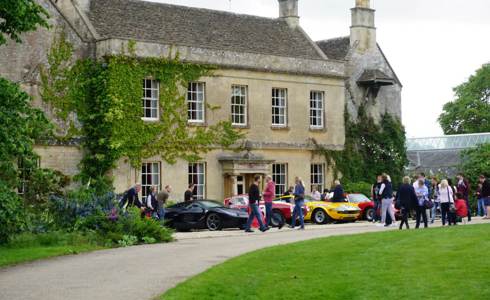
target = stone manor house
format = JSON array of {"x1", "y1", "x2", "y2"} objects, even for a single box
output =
[{"x1": 0, "y1": 0, "x2": 402, "y2": 201}]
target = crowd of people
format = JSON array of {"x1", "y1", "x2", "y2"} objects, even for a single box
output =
[
  {"x1": 373, "y1": 173, "x2": 490, "y2": 230},
  {"x1": 117, "y1": 172, "x2": 490, "y2": 232}
]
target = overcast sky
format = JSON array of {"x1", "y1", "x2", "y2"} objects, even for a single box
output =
[{"x1": 148, "y1": 0, "x2": 490, "y2": 138}]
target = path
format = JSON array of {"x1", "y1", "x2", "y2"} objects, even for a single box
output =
[{"x1": 0, "y1": 220, "x2": 486, "y2": 300}]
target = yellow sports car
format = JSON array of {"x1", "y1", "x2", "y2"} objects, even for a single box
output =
[
  {"x1": 304, "y1": 197, "x2": 361, "y2": 224},
  {"x1": 274, "y1": 195, "x2": 361, "y2": 224}
]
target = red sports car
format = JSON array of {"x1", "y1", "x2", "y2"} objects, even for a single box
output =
[
  {"x1": 347, "y1": 193, "x2": 400, "y2": 221},
  {"x1": 224, "y1": 195, "x2": 308, "y2": 227}
]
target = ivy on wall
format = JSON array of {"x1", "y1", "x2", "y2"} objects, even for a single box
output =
[
  {"x1": 317, "y1": 105, "x2": 408, "y2": 187},
  {"x1": 41, "y1": 35, "x2": 244, "y2": 191}
]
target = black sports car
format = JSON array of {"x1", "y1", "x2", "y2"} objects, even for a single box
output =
[{"x1": 165, "y1": 200, "x2": 249, "y2": 231}]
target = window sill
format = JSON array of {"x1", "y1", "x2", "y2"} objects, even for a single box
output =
[
  {"x1": 271, "y1": 125, "x2": 290, "y2": 131},
  {"x1": 188, "y1": 121, "x2": 207, "y2": 127},
  {"x1": 309, "y1": 127, "x2": 327, "y2": 132},
  {"x1": 141, "y1": 117, "x2": 160, "y2": 122},
  {"x1": 232, "y1": 124, "x2": 250, "y2": 129}
]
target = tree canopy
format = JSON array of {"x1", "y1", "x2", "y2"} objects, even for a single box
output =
[
  {"x1": 438, "y1": 64, "x2": 490, "y2": 135},
  {"x1": 0, "y1": 0, "x2": 50, "y2": 45}
]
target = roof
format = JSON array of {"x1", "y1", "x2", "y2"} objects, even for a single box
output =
[
  {"x1": 316, "y1": 36, "x2": 350, "y2": 61},
  {"x1": 357, "y1": 69, "x2": 395, "y2": 86},
  {"x1": 88, "y1": 0, "x2": 324, "y2": 60},
  {"x1": 407, "y1": 132, "x2": 490, "y2": 151}
]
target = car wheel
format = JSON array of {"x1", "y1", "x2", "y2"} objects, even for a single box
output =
[
  {"x1": 206, "y1": 213, "x2": 222, "y2": 231},
  {"x1": 270, "y1": 210, "x2": 285, "y2": 227},
  {"x1": 365, "y1": 208, "x2": 375, "y2": 222},
  {"x1": 312, "y1": 209, "x2": 327, "y2": 224}
]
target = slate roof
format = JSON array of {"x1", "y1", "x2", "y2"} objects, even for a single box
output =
[
  {"x1": 88, "y1": 0, "x2": 324, "y2": 60},
  {"x1": 316, "y1": 36, "x2": 350, "y2": 61}
]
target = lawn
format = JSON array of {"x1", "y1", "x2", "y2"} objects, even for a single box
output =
[
  {"x1": 162, "y1": 224, "x2": 490, "y2": 300},
  {"x1": 0, "y1": 232, "x2": 104, "y2": 268}
]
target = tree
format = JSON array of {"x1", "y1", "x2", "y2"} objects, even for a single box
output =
[
  {"x1": 0, "y1": 0, "x2": 49, "y2": 45},
  {"x1": 438, "y1": 64, "x2": 490, "y2": 134},
  {"x1": 460, "y1": 143, "x2": 490, "y2": 183}
]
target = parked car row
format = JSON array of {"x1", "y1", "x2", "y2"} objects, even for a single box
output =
[{"x1": 164, "y1": 193, "x2": 399, "y2": 232}]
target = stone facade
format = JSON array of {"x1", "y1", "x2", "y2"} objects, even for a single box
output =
[{"x1": 0, "y1": 0, "x2": 402, "y2": 201}]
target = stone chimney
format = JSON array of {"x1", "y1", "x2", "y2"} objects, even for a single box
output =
[
  {"x1": 278, "y1": 0, "x2": 299, "y2": 28},
  {"x1": 350, "y1": 0, "x2": 376, "y2": 53}
]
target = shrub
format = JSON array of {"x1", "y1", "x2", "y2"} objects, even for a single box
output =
[
  {"x1": 117, "y1": 235, "x2": 138, "y2": 247},
  {"x1": 119, "y1": 208, "x2": 173, "y2": 244},
  {"x1": 343, "y1": 182, "x2": 373, "y2": 197},
  {"x1": 0, "y1": 183, "x2": 26, "y2": 244}
]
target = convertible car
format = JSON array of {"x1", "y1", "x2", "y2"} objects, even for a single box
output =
[
  {"x1": 299, "y1": 195, "x2": 360, "y2": 224},
  {"x1": 347, "y1": 193, "x2": 375, "y2": 221},
  {"x1": 224, "y1": 195, "x2": 308, "y2": 227},
  {"x1": 165, "y1": 200, "x2": 249, "y2": 231}
]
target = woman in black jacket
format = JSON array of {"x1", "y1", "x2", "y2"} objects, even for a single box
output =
[{"x1": 396, "y1": 176, "x2": 418, "y2": 230}]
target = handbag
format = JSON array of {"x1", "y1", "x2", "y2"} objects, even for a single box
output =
[{"x1": 424, "y1": 199, "x2": 434, "y2": 209}]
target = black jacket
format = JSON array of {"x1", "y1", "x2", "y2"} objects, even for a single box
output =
[
  {"x1": 121, "y1": 187, "x2": 141, "y2": 208},
  {"x1": 482, "y1": 179, "x2": 490, "y2": 198},
  {"x1": 248, "y1": 183, "x2": 261, "y2": 204},
  {"x1": 396, "y1": 184, "x2": 418, "y2": 209},
  {"x1": 331, "y1": 185, "x2": 345, "y2": 202}
]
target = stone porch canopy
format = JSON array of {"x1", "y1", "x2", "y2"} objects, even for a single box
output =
[{"x1": 218, "y1": 152, "x2": 275, "y2": 176}]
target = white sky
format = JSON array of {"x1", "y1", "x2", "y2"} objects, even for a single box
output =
[{"x1": 148, "y1": 0, "x2": 490, "y2": 138}]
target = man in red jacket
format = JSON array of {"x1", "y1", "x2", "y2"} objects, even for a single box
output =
[{"x1": 263, "y1": 175, "x2": 283, "y2": 229}]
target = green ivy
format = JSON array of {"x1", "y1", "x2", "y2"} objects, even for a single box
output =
[
  {"x1": 317, "y1": 105, "x2": 408, "y2": 187},
  {"x1": 41, "y1": 35, "x2": 244, "y2": 191}
]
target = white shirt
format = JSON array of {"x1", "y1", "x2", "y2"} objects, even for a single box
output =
[{"x1": 438, "y1": 185, "x2": 454, "y2": 203}]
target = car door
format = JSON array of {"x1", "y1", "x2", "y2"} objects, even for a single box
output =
[{"x1": 180, "y1": 202, "x2": 206, "y2": 227}]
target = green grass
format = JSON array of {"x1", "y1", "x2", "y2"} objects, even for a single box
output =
[
  {"x1": 162, "y1": 224, "x2": 490, "y2": 300},
  {"x1": 0, "y1": 232, "x2": 105, "y2": 268}
]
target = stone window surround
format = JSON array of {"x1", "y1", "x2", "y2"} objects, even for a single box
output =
[
  {"x1": 187, "y1": 82, "x2": 206, "y2": 124},
  {"x1": 189, "y1": 162, "x2": 206, "y2": 200},
  {"x1": 271, "y1": 88, "x2": 288, "y2": 128},
  {"x1": 231, "y1": 85, "x2": 248, "y2": 127},
  {"x1": 141, "y1": 161, "x2": 161, "y2": 199},
  {"x1": 310, "y1": 163, "x2": 325, "y2": 193},
  {"x1": 309, "y1": 90, "x2": 325, "y2": 129},
  {"x1": 272, "y1": 163, "x2": 288, "y2": 197},
  {"x1": 141, "y1": 79, "x2": 159, "y2": 121}
]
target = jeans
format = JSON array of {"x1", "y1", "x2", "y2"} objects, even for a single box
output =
[
  {"x1": 431, "y1": 202, "x2": 440, "y2": 223},
  {"x1": 441, "y1": 202, "x2": 452, "y2": 226},
  {"x1": 415, "y1": 206, "x2": 428, "y2": 228},
  {"x1": 373, "y1": 200, "x2": 381, "y2": 221},
  {"x1": 157, "y1": 207, "x2": 165, "y2": 223},
  {"x1": 465, "y1": 198, "x2": 472, "y2": 221},
  {"x1": 399, "y1": 207, "x2": 410, "y2": 230},
  {"x1": 265, "y1": 202, "x2": 273, "y2": 226},
  {"x1": 291, "y1": 200, "x2": 304, "y2": 228},
  {"x1": 245, "y1": 203, "x2": 266, "y2": 231},
  {"x1": 477, "y1": 198, "x2": 487, "y2": 216},
  {"x1": 381, "y1": 198, "x2": 396, "y2": 225}
]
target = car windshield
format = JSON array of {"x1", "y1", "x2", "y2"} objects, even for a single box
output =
[
  {"x1": 199, "y1": 200, "x2": 224, "y2": 209},
  {"x1": 348, "y1": 194, "x2": 370, "y2": 203}
]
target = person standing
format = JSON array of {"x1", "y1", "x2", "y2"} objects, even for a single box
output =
[
  {"x1": 414, "y1": 179, "x2": 429, "y2": 229},
  {"x1": 475, "y1": 182, "x2": 486, "y2": 217},
  {"x1": 479, "y1": 175, "x2": 490, "y2": 220},
  {"x1": 372, "y1": 175, "x2": 382, "y2": 223},
  {"x1": 289, "y1": 177, "x2": 305, "y2": 230},
  {"x1": 396, "y1": 176, "x2": 418, "y2": 230},
  {"x1": 430, "y1": 177, "x2": 440, "y2": 224},
  {"x1": 184, "y1": 183, "x2": 195, "y2": 203},
  {"x1": 244, "y1": 176, "x2": 268, "y2": 233},
  {"x1": 438, "y1": 179, "x2": 454, "y2": 226},
  {"x1": 378, "y1": 174, "x2": 396, "y2": 227},
  {"x1": 146, "y1": 186, "x2": 159, "y2": 219},
  {"x1": 263, "y1": 175, "x2": 282, "y2": 229},
  {"x1": 331, "y1": 180, "x2": 346, "y2": 203},
  {"x1": 156, "y1": 185, "x2": 172, "y2": 222},
  {"x1": 456, "y1": 174, "x2": 471, "y2": 222}
]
